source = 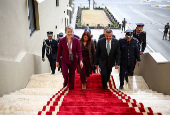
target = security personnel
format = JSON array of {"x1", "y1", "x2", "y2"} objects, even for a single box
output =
[
  {"x1": 119, "y1": 29, "x2": 140, "y2": 89},
  {"x1": 57, "y1": 32, "x2": 64, "y2": 72},
  {"x1": 42, "y1": 31, "x2": 58, "y2": 74},
  {"x1": 57, "y1": 32, "x2": 64, "y2": 44},
  {"x1": 133, "y1": 23, "x2": 146, "y2": 55}
]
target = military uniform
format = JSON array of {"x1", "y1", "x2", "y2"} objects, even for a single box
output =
[
  {"x1": 133, "y1": 29, "x2": 146, "y2": 52},
  {"x1": 119, "y1": 30, "x2": 140, "y2": 89},
  {"x1": 42, "y1": 32, "x2": 58, "y2": 74}
]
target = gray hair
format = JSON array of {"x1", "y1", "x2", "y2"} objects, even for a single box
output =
[
  {"x1": 105, "y1": 29, "x2": 112, "y2": 33},
  {"x1": 104, "y1": 26, "x2": 110, "y2": 30},
  {"x1": 65, "y1": 25, "x2": 74, "y2": 31}
]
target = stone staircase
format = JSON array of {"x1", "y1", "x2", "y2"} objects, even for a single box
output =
[
  {"x1": 112, "y1": 68, "x2": 170, "y2": 115},
  {"x1": 0, "y1": 71, "x2": 64, "y2": 115},
  {"x1": 0, "y1": 68, "x2": 170, "y2": 115}
]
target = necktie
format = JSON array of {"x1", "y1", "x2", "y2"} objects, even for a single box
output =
[{"x1": 107, "y1": 41, "x2": 110, "y2": 55}]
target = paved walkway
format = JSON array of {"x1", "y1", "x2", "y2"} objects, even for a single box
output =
[
  {"x1": 71, "y1": 7, "x2": 150, "y2": 53},
  {"x1": 71, "y1": 8, "x2": 125, "y2": 41}
]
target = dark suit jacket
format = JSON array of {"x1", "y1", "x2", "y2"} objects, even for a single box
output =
[
  {"x1": 42, "y1": 38, "x2": 58, "y2": 59},
  {"x1": 73, "y1": 34, "x2": 80, "y2": 39},
  {"x1": 98, "y1": 34, "x2": 116, "y2": 40},
  {"x1": 56, "y1": 36, "x2": 83, "y2": 64},
  {"x1": 94, "y1": 38, "x2": 120, "y2": 69},
  {"x1": 80, "y1": 40, "x2": 95, "y2": 66}
]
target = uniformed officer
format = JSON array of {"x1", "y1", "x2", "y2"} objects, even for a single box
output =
[
  {"x1": 42, "y1": 31, "x2": 58, "y2": 74},
  {"x1": 119, "y1": 29, "x2": 141, "y2": 89},
  {"x1": 57, "y1": 32, "x2": 64, "y2": 72},
  {"x1": 57, "y1": 32, "x2": 64, "y2": 44},
  {"x1": 133, "y1": 23, "x2": 146, "y2": 55}
]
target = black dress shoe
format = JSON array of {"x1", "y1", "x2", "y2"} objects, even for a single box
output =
[
  {"x1": 51, "y1": 73, "x2": 55, "y2": 75},
  {"x1": 119, "y1": 86, "x2": 123, "y2": 89},
  {"x1": 102, "y1": 87, "x2": 107, "y2": 90},
  {"x1": 63, "y1": 84, "x2": 67, "y2": 88}
]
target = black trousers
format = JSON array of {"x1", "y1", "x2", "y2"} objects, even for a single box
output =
[
  {"x1": 90, "y1": 65, "x2": 96, "y2": 74},
  {"x1": 47, "y1": 55, "x2": 56, "y2": 74},
  {"x1": 163, "y1": 31, "x2": 168, "y2": 39},
  {"x1": 100, "y1": 65, "x2": 112, "y2": 89},
  {"x1": 119, "y1": 64, "x2": 134, "y2": 87},
  {"x1": 122, "y1": 26, "x2": 125, "y2": 32}
]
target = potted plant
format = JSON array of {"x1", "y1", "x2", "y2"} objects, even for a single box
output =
[{"x1": 82, "y1": 23, "x2": 86, "y2": 29}]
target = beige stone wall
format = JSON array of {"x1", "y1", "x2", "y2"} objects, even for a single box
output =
[
  {"x1": 134, "y1": 53, "x2": 170, "y2": 95},
  {"x1": 0, "y1": 0, "x2": 70, "y2": 60},
  {"x1": 0, "y1": 0, "x2": 72, "y2": 97}
]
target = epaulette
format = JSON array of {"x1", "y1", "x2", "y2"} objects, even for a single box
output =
[
  {"x1": 43, "y1": 39, "x2": 47, "y2": 45},
  {"x1": 133, "y1": 37, "x2": 137, "y2": 41},
  {"x1": 133, "y1": 37, "x2": 139, "y2": 44}
]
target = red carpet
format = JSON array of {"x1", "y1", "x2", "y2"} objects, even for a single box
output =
[{"x1": 38, "y1": 72, "x2": 162, "y2": 115}]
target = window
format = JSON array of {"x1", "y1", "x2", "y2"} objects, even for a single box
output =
[
  {"x1": 56, "y1": 0, "x2": 59, "y2": 6},
  {"x1": 27, "y1": 0, "x2": 36, "y2": 36}
]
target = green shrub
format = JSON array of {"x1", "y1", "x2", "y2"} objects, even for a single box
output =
[{"x1": 78, "y1": 19, "x2": 81, "y2": 26}]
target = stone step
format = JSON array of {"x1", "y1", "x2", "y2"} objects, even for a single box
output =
[
  {"x1": 10, "y1": 88, "x2": 61, "y2": 95},
  {"x1": 0, "y1": 111, "x2": 38, "y2": 115},
  {"x1": 149, "y1": 107, "x2": 170, "y2": 114},
  {"x1": 0, "y1": 101, "x2": 45, "y2": 112},
  {"x1": 26, "y1": 74, "x2": 63, "y2": 89},
  {"x1": 134, "y1": 99, "x2": 170, "y2": 112},
  {"x1": 121, "y1": 92, "x2": 163, "y2": 96},
  {"x1": 160, "y1": 113, "x2": 170, "y2": 115},
  {"x1": 126, "y1": 92, "x2": 163, "y2": 95},
  {"x1": 126, "y1": 93, "x2": 167, "y2": 97},
  {"x1": 127, "y1": 94, "x2": 170, "y2": 99},
  {"x1": 121, "y1": 90, "x2": 158, "y2": 93},
  {"x1": 2, "y1": 94, "x2": 51, "y2": 103},
  {"x1": 129, "y1": 95, "x2": 170, "y2": 100}
]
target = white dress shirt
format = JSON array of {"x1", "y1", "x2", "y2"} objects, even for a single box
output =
[{"x1": 106, "y1": 40, "x2": 111, "y2": 49}]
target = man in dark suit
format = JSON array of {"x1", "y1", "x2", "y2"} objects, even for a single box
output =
[
  {"x1": 73, "y1": 34, "x2": 80, "y2": 39},
  {"x1": 98, "y1": 26, "x2": 116, "y2": 40},
  {"x1": 84, "y1": 26, "x2": 91, "y2": 34},
  {"x1": 42, "y1": 31, "x2": 58, "y2": 74},
  {"x1": 95, "y1": 29, "x2": 120, "y2": 90},
  {"x1": 119, "y1": 29, "x2": 140, "y2": 89}
]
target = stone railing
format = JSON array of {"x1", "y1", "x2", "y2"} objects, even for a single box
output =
[{"x1": 134, "y1": 52, "x2": 170, "y2": 95}]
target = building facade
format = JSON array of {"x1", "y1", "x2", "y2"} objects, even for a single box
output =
[{"x1": 0, "y1": 0, "x2": 75, "y2": 97}]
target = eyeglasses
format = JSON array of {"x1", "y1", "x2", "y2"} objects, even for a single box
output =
[{"x1": 137, "y1": 28, "x2": 143, "y2": 31}]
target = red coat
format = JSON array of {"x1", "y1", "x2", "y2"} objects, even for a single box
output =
[{"x1": 56, "y1": 36, "x2": 83, "y2": 64}]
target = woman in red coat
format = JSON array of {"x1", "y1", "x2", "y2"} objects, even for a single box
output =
[
  {"x1": 56, "y1": 25, "x2": 83, "y2": 90},
  {"x1": 78, "y1": 31, "x2": 95, "y2": 89}
]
